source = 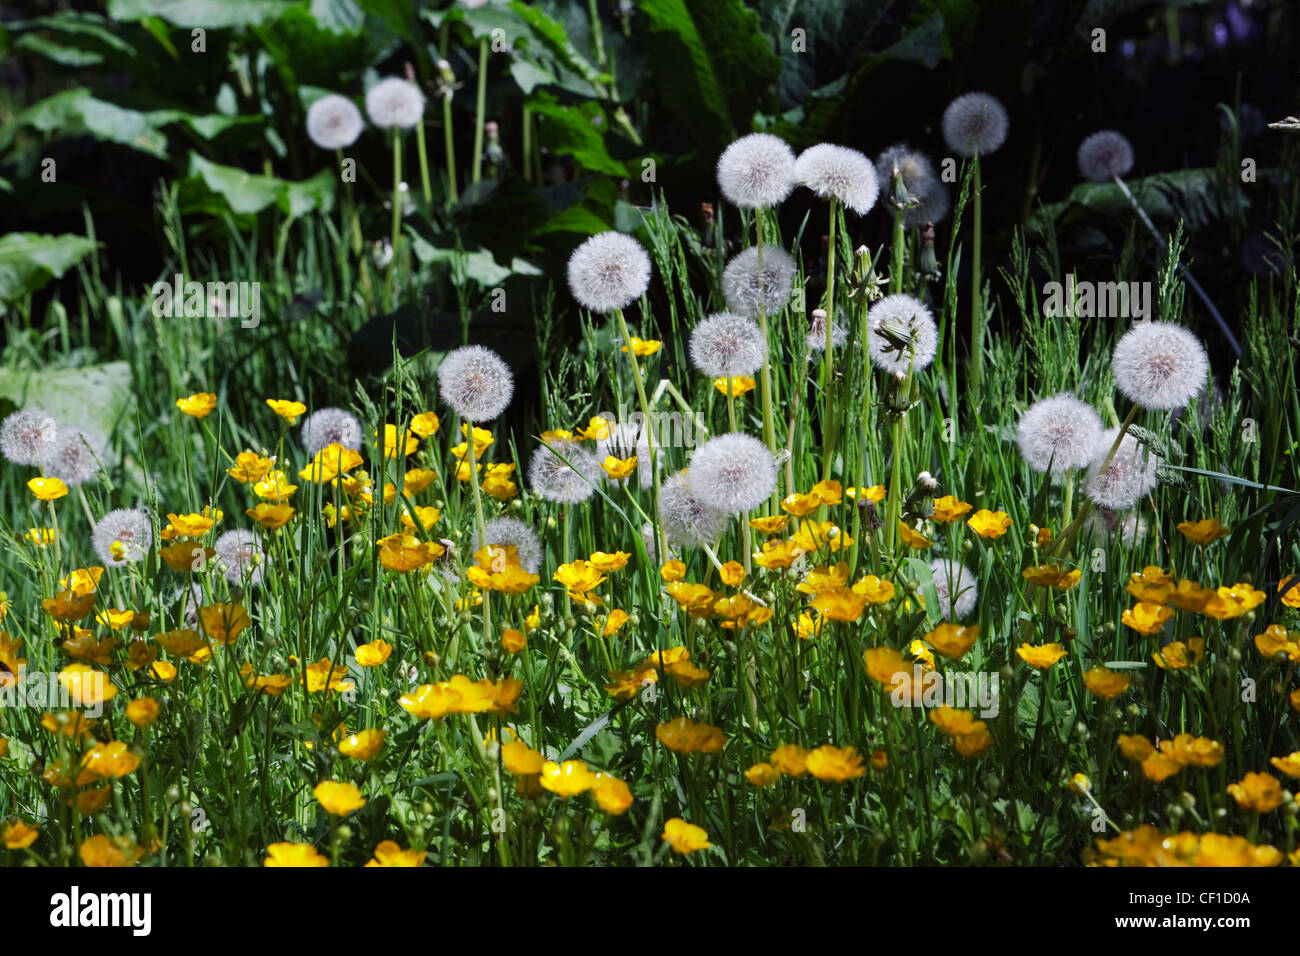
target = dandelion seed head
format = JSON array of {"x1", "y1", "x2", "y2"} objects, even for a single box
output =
[
  {"x1": 806, "y1": 308, "x2": 847, "y2": 352},
  {"x1": 1112, "y1": 322, "x2": 1208, "y2": 410},
  {"x1": 716, "y1": 133, "x2": 797, "y2": 209},
  {"x1": 365, "y1": 77, "x2": 425, "y2": 129},
  {"x1": 1015, "y1": 394, "x2": 1104, "y2": 474},
  {"x1": 566, "y1": 231, "x2": 652, "y2": 313},
  {"x1": 659, "y1": 471, "x2": 728, "y2": 550},
  {"x1": 866, "y1": 295, "x2": 938, "y2": 374},
  {"x1": 1, "y1": 407, "x2": 57, "y2": 466},
  {"x1": 1084, "y1": 427, "x2": 1160, "y2": 511},
  {"x1": 942, "y1": 92, "x2": 1009, "y2": 156},
  {"x1": 929, "y1": 558, "x2": 979, "y2": 620},
  {"x1": 721, "y1": 246, "x2": 796, "y2": 318},
  {"x1": 688, "y1": 312, "x2": 767, "y2": 378},
  {"x1": 471, "y1": 517, "x2": 543, "y2": 574},
  {"x1": 92, "y1": 508, "x2": 152, "y2": 568},
  {"x1": 794, "y1": 144, "x2": 880, "y2": 215},
  {"x1": 437, "y1": 345, "x2": 514, "y2": 422},
  {"x1": 529, "y1": 441, "x2": 601, "y2": 504},
  {"x1": 41, "y1": 428, "x2": 102, "y2": 487},
  {"x1": 686, "y1": 432, "x2": 776, "y2": 514},
  {"x1": 306, "y1": 94, "x2": 364, "y2": 150},
  {"x1": 301, "y1": 408, "x2": 363, "y2": 456},
  {"x1": 875, "y1": 144, "x2": 950, "y2": 226},
  {"x1": 215, "y1": 529, "x2": 268, "y2": 587},
  {"x1": 1077, "y1": 130, "x2": 1134, "y2": 182}
]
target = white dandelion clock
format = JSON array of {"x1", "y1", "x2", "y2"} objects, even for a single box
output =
[
  {"x1": 866, "y1": 295, "x2": 938, "y2": 374},
  {"x1": 1, "y1": 407, "x2": 57, "y2": 466},
  {"x1": 942, "y1": 93, "x2": 1009, "y2": 156},
  {"x1": 41, "y1": 428, "x2": 103, "y2": 487},
  {"x1": 659, "y1": 471, "x2": 728, "y2": 550},
  {"x1": 365, "y1": 77, "x2": 425, "y2": 129},
  {"x1": 306, "y1": 94, "x2": 364, "y2": 150},
  {"x1": 1077, "y1": 131, "x2": 1135, "y2": 182},
  {"x1": 875, "y1": 145, "x2": 950, "y2": 227},
  {"x1": 716, "y1": 133, "x2": 797, "y2": 209},
  {"x1": 929, "y1": 559, "x2": 979, "y2": 620},
  {"x1": 686, "y1": 433, "x2": 776, "y2": 514},
  {"x1": 567, "y1": 231, "x2": 652, "y2": 313},
  {"x1": 92, "y1": 508, "x2": 152, "y2": 567},
  {"x1": 1015, "y1": 394, "x2": 1104, "y2": 474},
  {"x1": 688, "y1": 312, "x2": 767, "y2": 378},
  {"x1": 721, "y1": 246, "x2": 796, "y2": 318},
  {"x1": 437, "y1": 345, "x2": 514, "y2": 422},
  {"x1": 215, "y1": 529, "x2": 269, "y2": 587},
  {"x1": 794, "y1": 144, "x2": 879, "y2": 215},
  {"x1": 301, "y1": 408, "x2": 363, "y2": 455},
  {"x1": 471, "y1": 517, "x2": 543, "y2": 574},
  {"x1": 1112, "y1": 322, "x2": 1208, "y2": 410},
  {"x1": 529, "y1": 441, "x2": 601, "y2": 504},
  {"x1": 1084, "y1": 427, "x2": 1160, "y2": 511}
]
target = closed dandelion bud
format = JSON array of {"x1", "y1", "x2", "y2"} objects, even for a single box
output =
[
  {"x1": 861, "y1": 499, "x2": 883, "y2": 536},
  {"x1": 1284, "y1": 799, "x2": 1299, "y2": 817},
  {"x1": 1125, "y1": 704, "x2": 1141, "y2": 719},
  {"x1": 562, "y1": 616, "x2": 576, "y2": 630},
  {"x1": 1073, "y1": 721, "x2": 1088, "y2": 739},
  {"x1": 337, "y1": 825, "x2": 353, "y2": 842},
  {"x1": 179, "y1": 801, "x2": 192, "y2": 816},
  {"x1": 166, "y1": 785, "x2": 181, "y2": 803},
  {"x1": 459, "y1": 610, "x2": 472, "y2": 624},
  {"x1": 916, "y1": 224, "x2": 941, "y2": 281},
  {"x1": 1228, "y1": 647, "x2": 1242, "y2": 663},
  {"x1": 1103, "y1": 621, "x2": 1116, "y2": 634},
  {"x1": 1166, "y1": 804, "x2": 1184, "y2": 822},
  {"x1": 436, "y1": 59, "x2": 456, "y2": 91},
  {"x1": 999, "y1": 664, "x2": 1013, "y2": 684},
  {"x1": 420, "y1": 800, "x2": 434, "y2": 816},
  {"x1": 1214, "y1": 807, "x2": 1228, "y2": 820}
]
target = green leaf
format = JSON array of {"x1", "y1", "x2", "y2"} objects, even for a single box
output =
[
  {"x1": 0, "y1": 233, "x2": 97, "y2": 303},
  {"x1": 528, "y1": 91, "x2": 627, "y2": 177},
  {"x1": 185, "y1": 154, "x2": 335, "y2": 217},
  {"x1": 107, "y1": 0, "x2": 298, "y2": 28},
  {"x1": 0, "y1": 363, "x2": 133, "y2": 455},
  {"x1": 1, "y1": 88, "x2": 167, "y2": 157},
  {"x1": 13, "y1": 33, "x2": 105, "y2": 66}
]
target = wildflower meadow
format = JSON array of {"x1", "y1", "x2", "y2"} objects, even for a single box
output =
[{"x1": 1, "y1": 0, "x2": 1298, "y2": 891}]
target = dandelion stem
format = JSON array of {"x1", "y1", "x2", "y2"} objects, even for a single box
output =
[
  {"x1": 388, "y1": 128, "x2": 402, "y2": 310},
  {"x1": 821, "y1": 198, "x2": 839, "y2": 481},
  {"x1": 614, "y1": 308, "x2": 664, "y2": 560},
  {"x1": 472, "y1": 38, "x2": 488, "y2": 185},
  {"x1": 442, "y1": 94, "x2": 459, "y2": 206},
  {"x1": 754, "y1": 210, "x2": 780, "y2": 508},
  {"x1": 1051, "y1": 403, "x2": 1140, "y2": 558},
  {"x1": 969, "y1": 155, "x2": 985, "y2": 391},
  {"x1": 415, "y1": 114, "x2": 433, "y2": 207}
]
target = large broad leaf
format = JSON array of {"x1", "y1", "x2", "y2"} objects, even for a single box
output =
[
  {"x1": 1, "y1": 88, "x2": 260, "y2": 158},
  {"x1": 186, "y1": 154, "x2": 336, "y2": 217},
  {"x1": 107, "y1": 0, "x2": 298, "y2": 28},
  {"x1": 0, "y1": 363, "x2": 133, "y2": 458},
  {"x1": 641, "y1": 0, "x2": 780, "y2": 144},
  {"x1": 1029, "y1": 169, "x2": 1247, "y2": 236},
  {"x1": 0, "y1": 234, "x2": 97, "y2": 303},
  {"x1": 527, "y1": 91, "x2": 627, "y2": 177}
]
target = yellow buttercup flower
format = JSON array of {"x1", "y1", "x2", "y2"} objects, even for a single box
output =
[
  {"x1": 1122, "y1": 602, "x2": 1174, "y2": 635},
  {"x1": 81, "y1": 741, "x2": 141, "y2": 778},
  {"x1": 264, "y1": 843, "x2": 329, "y2": 867},
  {"x1": 931, "y1": 495, "x2": 973, "y2": 522},
  {"x1": 591, "y1": 774, "x2": 633, "y2": 814},
  {"x1": 299, "y1": 443, "x2": 363, "y2": 482},
  {"x1": 354, "y1": 638, "x2": 392, "y2": 667},
  {"x1": 1021, "y1": 564, "x2": 1082, "y2": 589},
  {"x1": 1141, "y1": 752, "x2": 1182, "y2": 783},
  {"x1": 25, "y1": 527, "x2": 58, "y2": 546},
  {"x1": 862, "y1": 646, "x2": 909, "y2": 687},
  {"x1": 1, "y1": 819, "x2": 39, "y2": 850},
  {"x1": 314, "y1": 780, "x2": 366, "y2": 815},
  {"x1": 1226, "y1": 772, "x2": 1284, "y2": 814},
  {"x1": 621, "y1": 337, "x2": 661, "y2": 356},
  {"x1": 266, "y1": 398, "x2": 306, "y2": 422},
  {"x1": 502, "y1": 739, "x2": 546, "y2": 776},
  {"x1": 662, "y1": 817, "x2": 710, "y2": 855},
  {"x1": 338, "y1": 729, "x2": 387, "y2": 760},
  {"x1": 1266, "y1": 752, "x2": 1300, "y2": 779},
  {"x1": 1152, "y1": 638, "x2": 1205, "y2": 670},
  {"x1": 80, "y1": 834, "x2": 144, "y2": 867},
  {"x1": 660, "y1": 560, "x2": 687, "y2": 582},
  {"x1": 1278, "y1": 575, "x2": 1300, "y2": 609},
  {"x1": 126, "y1": 698, "x2": 160, "y2": 727},
  {"x1": 57, "y1": 664, "x2": 116, "y2": 706},
  {"x1": 175, "y1": 392, "x2": 217, "y2": 418},
  {"x1": 1176, "y1": 516, "x2": 1230, "y2": 545},
  {"x1": 554, "y1": 560, "x2": 607, "y2": 599},
  {"x1": 365, "y1": 841, "x2": 426, "y2": 867},
  {"x1": 398, "y1": 683, "x2": 460, "y2": 719},
  {"x1": 713, "y1": 375, "x2": 756, "y2": 397},
  {"x1": 1158, "y1": 733, "x2": 1224, "y2": 768},
  {"x1": 966, "y1": 509, "x2": 1011, "y2": 538},
  {"x1": 246, "y1": 503, "x2": 295, "y2": 529},
  {"x1": 769, "y1": 743, "x2": 809, "y2": 776},
  {"x1": 925, "y1": 622, "x2": 978, "y2": 660},
  {"x1": 930, "y1": 707, "x2": 984, "y2": 737},
  {"x1": 1201, "y1": 582, "x2": 1267, "y2": 620},
  {"x1": 656, "y1": 716, "x2": 725, "y2": 754},
  {"x1": 539, "y1": 760, "x2": 596, "y2": 797},
  {"x1": 589, "y1": 551, "x2": 630, "y2": 573},
  {"x1": 811, "y1": 587, "x2": 867, "y2": 623},
  {"x1": 897, "y1": 522, "x2": 931, "y2": 549},
  {"x1": 409, "y1": 411, "x2": 440, "y2": 438},
  {"x1": 1118, "y1": 734, "x2": 1155, "y2": 762},
  {"x1": 804, "y1": 745, "x2": 866, "y2": 782},
  {"x1": 1082, "y1": 666, "x2": 1130, "y2": 700},
  {"x1": 28, "y1": 477, "x2": 68, "y2": 500},
  {"x1": 749, "y1": 514, "x2": 789, "y2": 534},
  {"x1": 502, "y1": 628, "x2": 527, "y2": 653},
  {"x1": 163, "y1": 511, "x2": 215, "y2": 538},
  {"x1": 781, "y1": 492, "x2": 822, "y2": 518},
  {"x1": 718, "y1": 561, "x2": 746, "y2": 587},
  {"x1": 601, "y1": 455, "x2": 638, "y2": 480},
  {"x1": 253, "y1": 470, "x2": 297, "y2": 502},
  {"x1": 1253, "y1": 624, "x2": 1300, "y2": 663},
  {"x1": 745, "y1": 762, "x2": 780, "y2": 787},
  {"x1": 851, "y1": 574, "x2": 896, "y2": 603},
  {"x1": 377, "y1": 533, "x2": 445, "y2": 572},
  {"x1": 1016, "y1": 642, "x2": 1067, "y2": 669},
  {"x1": 576, "y1": 416, "x2": 611, "y2": 441},
  {"x1": 602, "y1": 609, "x2": 629, "y2": 637}
]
